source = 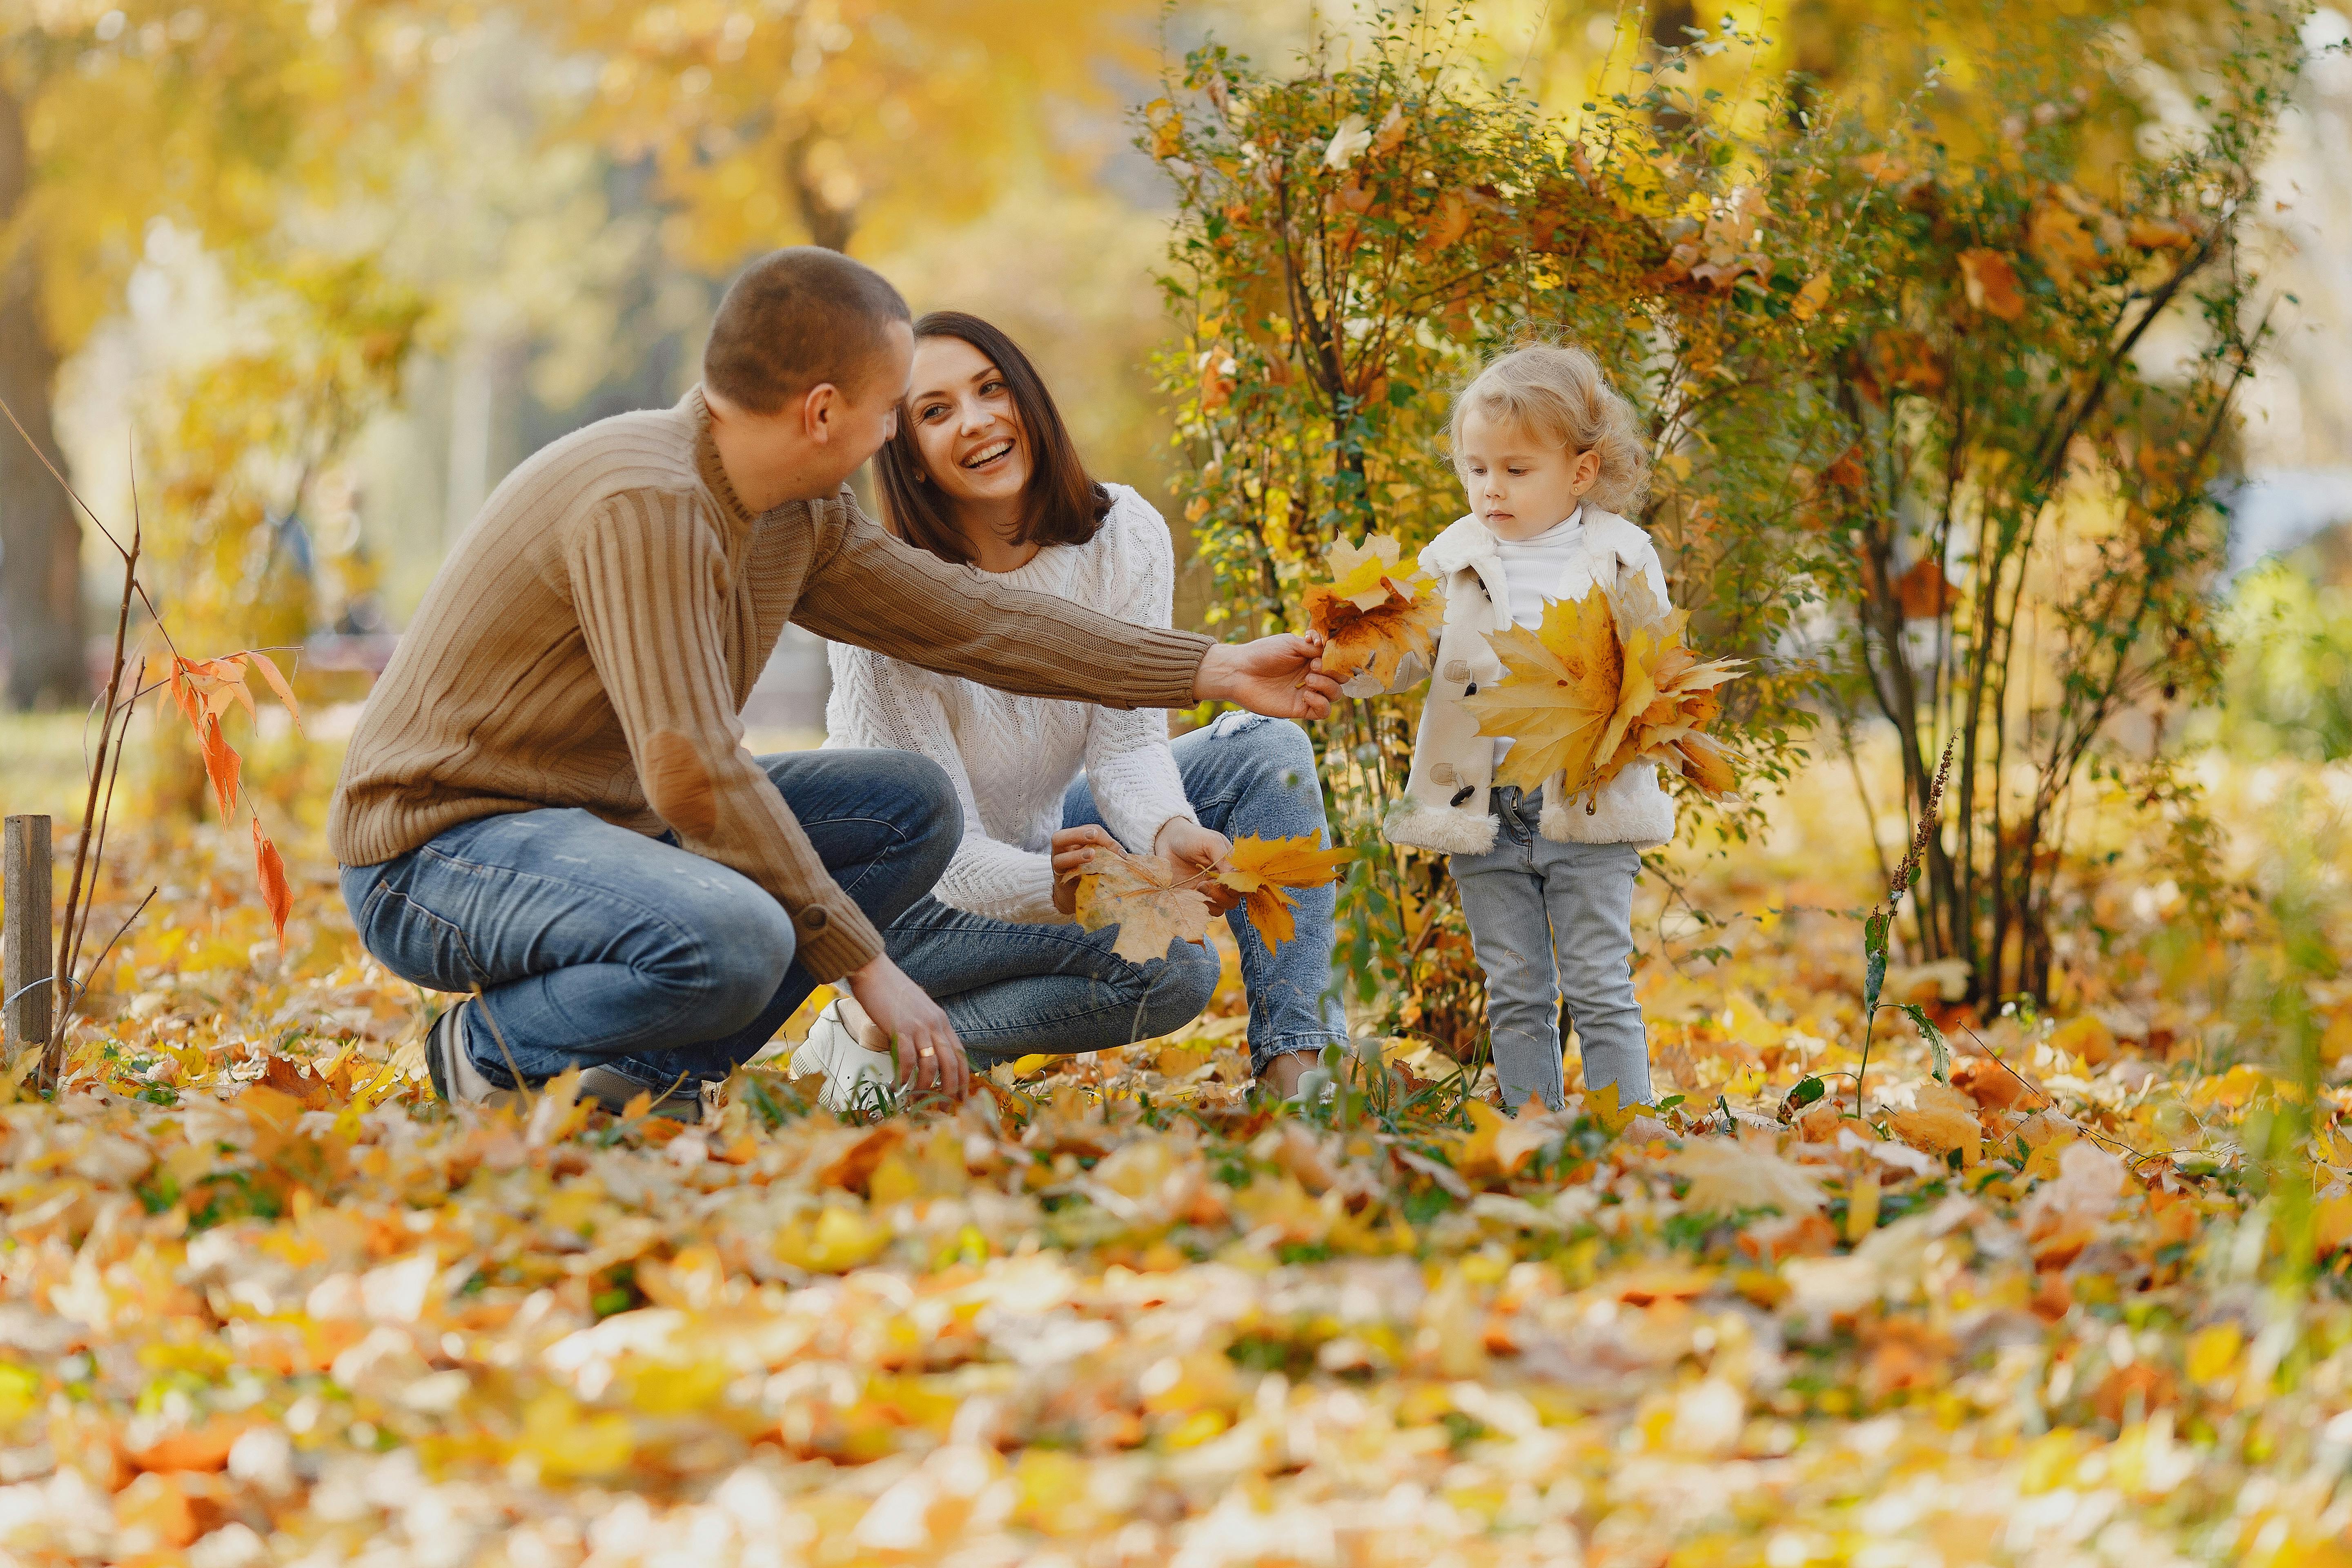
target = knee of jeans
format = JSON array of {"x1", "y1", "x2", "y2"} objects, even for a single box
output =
[
  {"x1": 1234, "y1": 717, "x2": 1319, "y2": 794},
  {"x1": 873, "y1": 752, "x2": 962, "y2": 873},
  {"x1": 688, "y1": 894, "x2": 796, "y2": 1032},
  {"x1": 1138, "y1": 946, "x2": 1219, "y2": 1037}
]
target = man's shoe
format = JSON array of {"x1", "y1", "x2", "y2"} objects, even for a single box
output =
[
  {"x1": 789, "y1": 1002, "x2": 897, "y2": 1116},
  {"x1": 421, "y1": 1002, "x2": 521, "y2": 1111},
  {"x1": 575, "y1": 1065, "x2": 705, "y2": 1124}
]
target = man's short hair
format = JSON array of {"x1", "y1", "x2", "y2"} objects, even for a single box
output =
[{"x1": 702, "y1": 248, "x2": 911, "y2": 414}]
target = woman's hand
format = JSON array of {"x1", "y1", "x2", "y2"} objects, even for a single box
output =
[
  {"x1": 1156, "y1": 818, "x2": 1239, "y2": 915},
  {"x1": 1050, "y1": 824, "x2": 1120, "y2": 917},
  {"x1": 1194, "y1": 634, "x2": 1343, "y2": 720}
]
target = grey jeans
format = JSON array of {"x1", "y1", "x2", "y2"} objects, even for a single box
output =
[{"x1": 1448, "y1": 786, "x2": 1651, "y2": 1112}]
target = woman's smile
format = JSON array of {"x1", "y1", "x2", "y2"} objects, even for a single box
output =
[{"x1": 961, "y1": 437, "x2": 1016, "y2": 472}]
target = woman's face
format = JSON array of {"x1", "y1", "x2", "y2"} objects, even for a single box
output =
[{"x1": 905, "y1": 335, "x2": 1030, "y2": 512}]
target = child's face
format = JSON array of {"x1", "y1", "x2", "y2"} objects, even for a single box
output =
[{"x1": 1456, "y1": 410, "x2": 1601, "y2": 541}]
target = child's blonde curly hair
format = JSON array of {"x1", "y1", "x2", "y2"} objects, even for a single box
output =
[{"x1": 1450, "y1": 340, "x2": 1650, "y2": 516}]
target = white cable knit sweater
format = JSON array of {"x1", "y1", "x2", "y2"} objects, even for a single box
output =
[{"x1": 822, "y1": 484, "x2": 1197, "y2": 924}]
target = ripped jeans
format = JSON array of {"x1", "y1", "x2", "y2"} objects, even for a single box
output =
[
  {"x1": 887, "y1": 713, "x2": 1349, "y2": 1076},
  {"x1": 339, "y1": 749, "x2": 960, "y2": 1091}
]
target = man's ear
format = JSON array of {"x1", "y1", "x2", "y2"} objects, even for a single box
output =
[{"x1": 800, "y1": 382, "x2": 842, "y2": 444}]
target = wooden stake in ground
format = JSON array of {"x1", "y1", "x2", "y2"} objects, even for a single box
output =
[{"x1": 4, "y1": 815, "x2": 52, "y2": 1089}]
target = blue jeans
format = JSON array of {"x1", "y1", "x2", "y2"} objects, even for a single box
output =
[
  {"x1": 339, "y1": 750, "x2": 960, "y2": 1091},
  {"x1": 889, "y1": 713, "x2": 1348, "y2": 1076},
  {"x1": 1448, "y1": 785, "x2": 1650, "y2": 1112}
]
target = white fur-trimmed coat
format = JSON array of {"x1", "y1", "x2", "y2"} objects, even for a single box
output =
[{"x1": 1346, "y1": 508, "x2": 1679, "y2": 856}]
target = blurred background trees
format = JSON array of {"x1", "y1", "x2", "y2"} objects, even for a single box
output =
[{"x1": 1, "y1": 0, "x2": 2347, "y2": 1017}]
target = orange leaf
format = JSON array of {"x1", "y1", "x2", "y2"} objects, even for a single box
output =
[
  {"x1": 1425, "y1": 189, "x2": 1471, "y2": 249},
  {"x1": 1305, "y1": 534, "x2": 1443, "y2": 688},
  {"x1": 1215, "y1": 833, "x2": 1354, "y2": 951},
  {"x1": 198, "y1": 716, "x2": 241, "y2": 821},
  {"x1": 253, "y1": 819, "x2": 292, "y2": 951},
  {"x1": 1958, "y1": 248, "x2": 2026, "y2": 321},
  {"x1": 245, "y1": 650, "x2": 305, "y2": 736},
  {"x1": 1894, "y1": 558, "x2": 1958, "y2": 619}
]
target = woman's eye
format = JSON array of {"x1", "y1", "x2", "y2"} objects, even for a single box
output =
[{"x1": 982, "y1": 379, "x2": 1007, "y2": 397}]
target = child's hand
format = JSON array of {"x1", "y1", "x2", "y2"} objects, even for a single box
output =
[{"x1": 1050, "y1": 824, "x2": 1120, "y2": 917}]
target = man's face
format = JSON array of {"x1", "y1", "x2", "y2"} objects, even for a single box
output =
[{"x1": 808, "y1": 320, "x2": 914, "y2": 491}]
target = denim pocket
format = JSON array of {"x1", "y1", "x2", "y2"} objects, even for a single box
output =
[{"x1": 358, "y1": 885, "x2": 488, "y2": 993}]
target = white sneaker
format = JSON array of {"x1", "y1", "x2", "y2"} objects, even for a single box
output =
[{"x1": 788, "y1": 1001, "x2": 898, "y2": 1116}]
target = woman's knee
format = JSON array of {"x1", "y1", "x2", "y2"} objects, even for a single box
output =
[
  {"x1": 1232, "y1": 716, "x2": 1319, "y2": 791},
  {"x1": 1137, "y1": 946, "x2": 1219, "y2": 1038},
  {"x1": 866, "y1": 751, "x2": 962, "y2": 870}
]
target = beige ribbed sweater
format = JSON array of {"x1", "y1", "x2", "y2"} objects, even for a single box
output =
[{"x1": 329, "y1": 388, "x2": 1212, "y2": 979}]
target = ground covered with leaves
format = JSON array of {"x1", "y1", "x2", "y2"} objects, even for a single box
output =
[{"x1": 2, "y1": 755, "x2": 2350, "y2": 1567}]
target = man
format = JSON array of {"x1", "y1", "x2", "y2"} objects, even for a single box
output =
[{"x1": 331, "y1": 248, "x2": 1336, "y2": 1120}]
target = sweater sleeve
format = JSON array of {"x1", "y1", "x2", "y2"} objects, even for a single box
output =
[
  {"x1": 567, "y1": 493, "x2": 881, "y2": 979},
  {"x1": 1080, "y1": 494, "x2": 1198, "y2": 854},
  {"x1": 792, "y1": 504, "x2": 1214, "y2": 709},
  {"x1": 823, "y1": 642, "x2": 1064, "y2": 924}
]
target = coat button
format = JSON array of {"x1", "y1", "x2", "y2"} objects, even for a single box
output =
[
  {"x1": 1443, "y1": 659, "x2": 1471, "y2": 682},
  {"x1": 799, "y1": 906, "x2": 830, "y2": 932}
]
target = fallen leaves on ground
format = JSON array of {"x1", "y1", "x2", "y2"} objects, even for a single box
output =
[
  {"x1": 1071, "y1": 846, "x2": 1211, "y2": 963},
  {"x1": 1214, "y1": 833, "x2": 1354, "y2": 951},
  {"x1": 1304, "y1": 534, "x2": 1443, "y2": 688},
  {"x1": 0, "y1": 750, "x2": 2346, "y2": 1567}
]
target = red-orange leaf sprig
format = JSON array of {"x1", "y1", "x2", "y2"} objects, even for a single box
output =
[{"x1": 167, "y1": 652, "x2": 303, "y2": 949}]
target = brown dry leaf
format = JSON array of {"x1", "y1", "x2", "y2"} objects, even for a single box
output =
[
  {"x1": 1074, "y1": 848, "x2": 1213, "y2": 964},
  {"x1": 1892, "y1": 1080, "x2": 1982, "y2": 1163},
  {"x1": 1425, "y1": 189, "x2": 1472, "y2": 249},
  {"x1": 1215, "y1": 833, "x2": 1354, "y2": 951},
  {"x1": 1462, "y1": 590, "x2": 1623, "y2": 792},
  {"x1": 1670, "y1": 1135, "x2": 1826, "y2": 1216},
  {"x1": 1958, "y1": 248, "x2": 2026, "y2": 321},
  {"x1": 2027, "y1": 184, "x2": 2119, "y2": 287},
  {"x1": 1305, "y1": 534, "x2": 1444, "y2": 687},
  {"x1": 1894, "y1": 558, "x2": 1958, "y2": 619}
]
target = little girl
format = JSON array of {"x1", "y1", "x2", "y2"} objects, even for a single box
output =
[{"x1": 1347, "y1": 342, "x2": 1669, "y2": 1113}]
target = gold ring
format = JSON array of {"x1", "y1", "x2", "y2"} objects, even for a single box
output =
[{"x1": 918, "y1": 1046, "x2": 936, "y2": 1056}]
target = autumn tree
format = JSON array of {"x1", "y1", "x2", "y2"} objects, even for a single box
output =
[
  {"x1": 511, "y1": 0, "x2": 1158, "y2": 261},
  {"x1": 0, "y1": 0, "x2": 430, "y2": 708}
]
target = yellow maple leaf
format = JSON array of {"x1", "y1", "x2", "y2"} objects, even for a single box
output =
[
  {"x1": 1461, "y1": 590, "x2": 1624, "y2": 792},
  {"x1": 1305, "y1": 533, "x2": 1444, "y2": 687},
  {"x1": 1215, "y1": 833, "x2": 1354, "y2": 950},
  {"x1": 1074, "y1": 848, "x2": 1213, "y2": 964},
  {"x1": 1587, "y1": 1081, "x2": 1644, "y2": 1136}
]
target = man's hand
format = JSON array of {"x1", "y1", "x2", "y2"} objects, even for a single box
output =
[
  {"x1": 842, "y1": 953, "x2": 971, "y2": 1101},
  {"x1": 1049, "y1": 824, "x2": 1120, "y2": 917},
  {"x1": 1156, "y1": 818, "x2": 1239, "y2": 916},
  {"x1": 1194, "y1": 634, "x2": 1344, "y2": 720}
]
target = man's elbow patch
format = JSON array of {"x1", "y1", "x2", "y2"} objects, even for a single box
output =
[{"x1": 644, "y1": 729, "x2": 722, "y2": 839}]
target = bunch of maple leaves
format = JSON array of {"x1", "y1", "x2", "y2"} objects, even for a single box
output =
[{"x1": 1295, "y1": 532, "x2": 1746, "y2": 800}]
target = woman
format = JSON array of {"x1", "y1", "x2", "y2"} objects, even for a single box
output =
[{"x1": 799, "y1": 310, "x2": 1347, "y2": 1105}]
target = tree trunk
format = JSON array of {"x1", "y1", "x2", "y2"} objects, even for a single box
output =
[
  {"x1": 0, "y1": 74, "x2": 85, "y2": 710},
  {"x1": 782, "y1": 134, "x2": 857, "y2": 254}
]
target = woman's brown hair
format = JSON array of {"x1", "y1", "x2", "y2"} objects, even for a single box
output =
[{"x1": 875, "y1": 310, "x2": 1112, "y2": 565}]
